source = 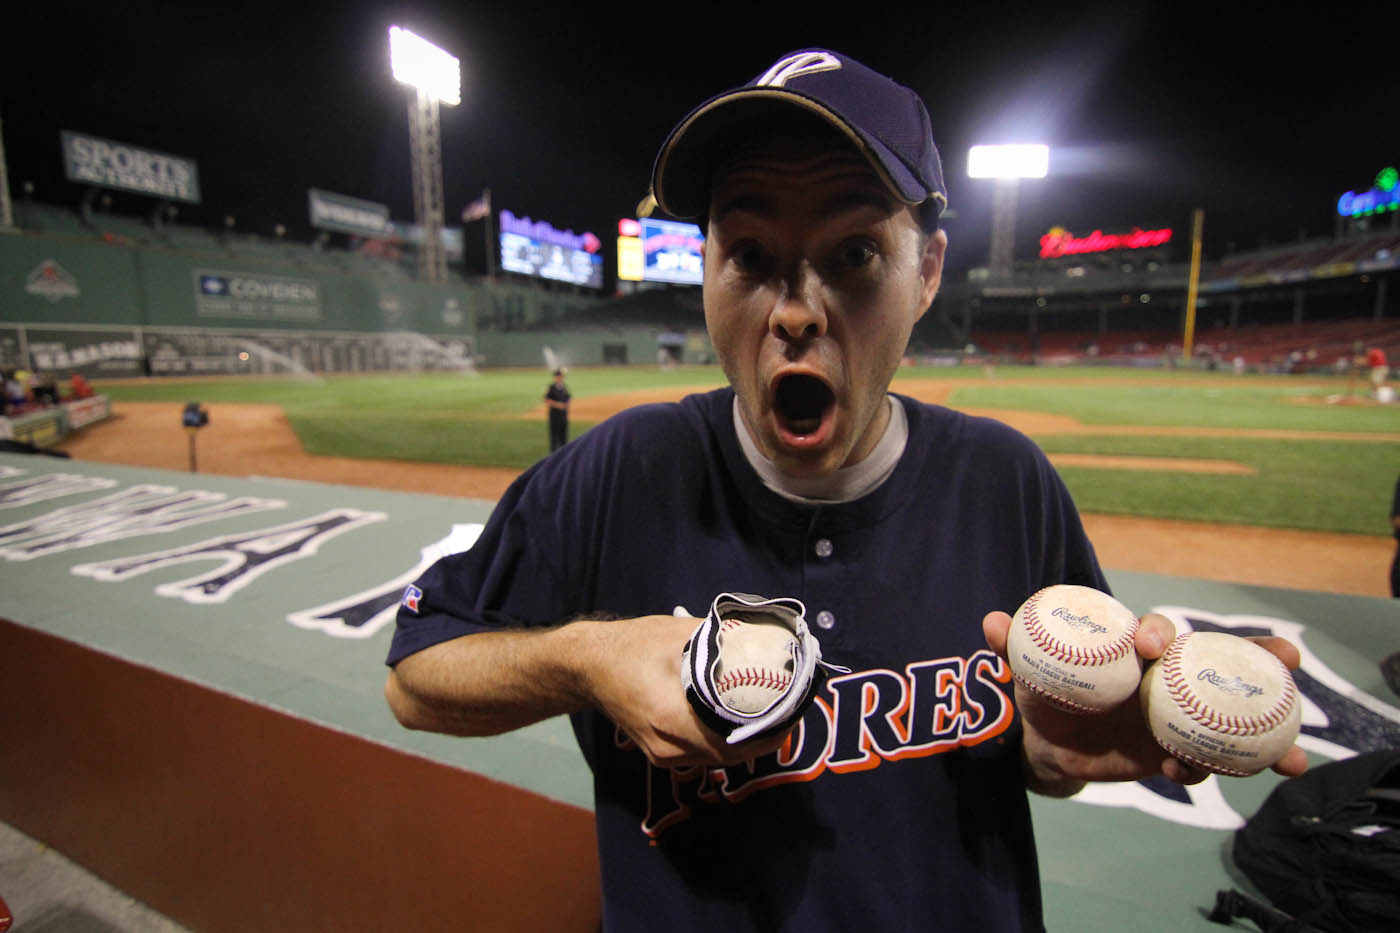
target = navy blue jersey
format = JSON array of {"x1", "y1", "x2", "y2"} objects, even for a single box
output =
[
  {"x1": 389, "y1": 387, "x2": 1107, "y2": 932},
  {"x1": 545, "y1": 382, "x2": 571, "y2": 404}
]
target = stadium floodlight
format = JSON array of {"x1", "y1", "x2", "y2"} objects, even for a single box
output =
[
  {"x1": 967, "y1": 144, "x2": 1049, "y2": 179},
  {"x1": 967, "y1": 143, "x2": 1050, "y2": 281},
  {"x1": 389, "y1": 26, "x2": 461, "y2": 106},
  {"x1": 389, "y1": 25, "x2": 459, "y2": 283}
]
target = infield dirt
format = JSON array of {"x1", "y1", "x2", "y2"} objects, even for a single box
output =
[{"x1": 54, "y1": 384, "x2": 1396, "y2": 599}]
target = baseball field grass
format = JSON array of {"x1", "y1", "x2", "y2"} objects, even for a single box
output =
[
  {"x1": 93, "y1": 365, "x2": 1400, "y2": 537},
  {"x1": 937, "y1": 372, "x2": 1400, "y2": 535}
]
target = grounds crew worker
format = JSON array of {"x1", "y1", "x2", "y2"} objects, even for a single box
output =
[{"x1": 545, "y1": 367, "x2": 571, "y2": 452}]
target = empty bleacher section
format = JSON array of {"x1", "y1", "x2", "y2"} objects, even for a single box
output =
[
  {"x1": 964, "y1": 318, "x2": 1400, "y2": 372},
  {"x1": 1192, "y1": 318, "x2": 1400, "y2": 371},
  {"x1": 85, "y1": 212, "x2": 159, "y2": 247},
  {"x1": 1207, "y1": 233, "x2": 1400, "y2": 284},
  {"x1": 11, "y1": 202, "x2": 89, "y2": 237},
  {"x1": 158, "y1": 224, "x2": 227, "y2": 252},
  {"x1": 941, "y1": 227, "x2": 1398, "y2": 370},
  {"x1": 1, "y1": 202, "x2": 714, "y2": 374}
]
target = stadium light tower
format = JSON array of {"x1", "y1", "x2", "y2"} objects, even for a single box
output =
[
  {"x1": 968, "y1": 144, "x2": 1049, "y2": 280},
  {"x1": 389, "y1": 26, "x2": 460, "y2": 284}
]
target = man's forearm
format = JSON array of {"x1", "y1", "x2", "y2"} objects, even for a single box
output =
[
  {"x1": 386, "y1": 614, "x2": 755, "y2": 767},
  {"x1": 385, "y1": 622, "x2": 604, "y2": 736}
]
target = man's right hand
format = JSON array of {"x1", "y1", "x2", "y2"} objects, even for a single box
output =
[
  {"x1": 577, "y1": 615, "x2": 792, "y2": 768},
  {"x1": 386, "y1": 614, "x2": 790, "y2": 769}
]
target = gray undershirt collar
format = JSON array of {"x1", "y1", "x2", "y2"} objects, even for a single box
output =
[{"x1": 732, "y1": 395, "x2": 908, "y2": 505}]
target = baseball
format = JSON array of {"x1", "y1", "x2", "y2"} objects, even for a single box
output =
[
  {"x1": 1006, "y1": 584, "x2": 1143, "y2": 714},
  {"x1": 713, "y1": 616, "x2": 797, "y2": 715},
  {"x1": 1140, "y1": 630, "x2": 1302, "y2": 777}
]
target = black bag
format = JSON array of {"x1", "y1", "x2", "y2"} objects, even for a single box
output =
[{"x1": 1210, "y1": 748, "x2": 1400, "y2": 932}]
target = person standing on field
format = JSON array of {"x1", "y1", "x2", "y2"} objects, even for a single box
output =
[
  {"x1": 1368, "y1": 345, "x2": 1389, "y2": 398},
  {"x1": 545, "y1": 367, "x2": 571, "y2": 452}
]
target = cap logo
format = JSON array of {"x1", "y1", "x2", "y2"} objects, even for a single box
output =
[{"x1": 756, "y1": 52, "x2": 841, "y2": 88}]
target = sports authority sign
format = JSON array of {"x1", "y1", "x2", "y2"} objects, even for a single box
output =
[
  {"x1": 61, "y1": 131, "x2": 201, "y2": 204},
  {"x1": 193, "y1": 269, "x2": 322, "y2": 322}
]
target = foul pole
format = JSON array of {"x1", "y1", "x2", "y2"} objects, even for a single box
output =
[
  {"x1": 1181, "y1": 208, "x2": 1204, "y2": 363},
  {"x1": 0, "y1": 112, "x2": 14, "y2": 231}
]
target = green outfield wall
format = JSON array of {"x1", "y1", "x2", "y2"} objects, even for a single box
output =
[
  {"x1": 474, "y1": 326, "x2": 713, "y2": 367},
  {"x1": 1, "y1": 225, "x2": 623, "y2": 375}
]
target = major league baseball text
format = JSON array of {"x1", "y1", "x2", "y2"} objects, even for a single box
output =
[
  {"x1": 1006, "y1": 584, "x2": 1142, "y2": 714},
  {"x1": 1139, "y1": 630, "x2": 1302, "y2": 776}
]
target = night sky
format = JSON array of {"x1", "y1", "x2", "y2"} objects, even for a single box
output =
[{"x1": 1, "y1": 1, "x2": 1390, "y2": 282}]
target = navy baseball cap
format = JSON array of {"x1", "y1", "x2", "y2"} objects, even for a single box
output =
[{"x1": 650, "y1": 49, "x2": 947, "y2": 229}]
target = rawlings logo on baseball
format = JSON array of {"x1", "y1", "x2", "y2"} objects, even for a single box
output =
[
  {"x1": 1197, "y1": 669, "x2": 1265, "y2": 698},
  {"x1": 1005, "y1": 584, "x2": 1142, "y2": 714},
  {"x1": 1140, "y1": 630, "x2": 1301, "y2": 776},
  {"x1": 1050, "y1": 607, "x2": 1108, "y2": 635}
]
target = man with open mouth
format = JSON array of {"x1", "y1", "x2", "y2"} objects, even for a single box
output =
[{"x1": 384, "y1": 48, "x2": 1306, "y2": 931}]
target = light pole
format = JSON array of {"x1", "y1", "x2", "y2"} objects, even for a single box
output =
[
  {"x1": 967, "y1": 144, "x2": 1049, "y2": 280},
  {"x1": 389, "y1": 26, "x2": 460, "y2": 284}
]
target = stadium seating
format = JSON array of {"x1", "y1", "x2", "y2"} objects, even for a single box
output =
[
  {"x1": 88, "y1": 213, "x2": 159, "y2": 246},
  {"x1": 160, "y1": 225, "x2": 228, "y2": 252},
  {"x1": 966, "y1": 317, "x2": 1400, "y2": 372},
  {"x1": 1194, "y1": 318, "x2": 1400, "y2": 370},
  {"x1": 1210, "y1": 232, "x2": 1400, "y2": 282},
  {"x1": 9, "y1": 200, "x2": 438, "y2": 283},
  {"x1": 8, "y1": 198, "x2": 1393, "y2": 375},
  {"x1": 224, "y1": 235, "x2": 303, "y2": 264},
  {"x1": 12, "y1": 202, "x2": 91, "y2": 237}
]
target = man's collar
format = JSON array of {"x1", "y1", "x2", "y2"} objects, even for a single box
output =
[{"x1": 732, "y1": 395, "x2": 907, "y2": 505}]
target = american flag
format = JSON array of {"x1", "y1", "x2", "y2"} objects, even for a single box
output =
[{"x1": 461, "y1": 190, "x2": 491, "y2": 223}]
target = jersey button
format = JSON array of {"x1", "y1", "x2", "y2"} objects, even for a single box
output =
[
  {"x1": 814, "y1": 538, "x2": 834, "y2": 558},
  {"x1": 815, "y1": 610, "x2": 836, "y2": 630}
]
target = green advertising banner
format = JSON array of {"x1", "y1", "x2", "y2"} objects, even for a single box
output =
[
  {"x1": 24, "y1": 326, "x2": 145, "y2": 376},
  {"x1": 192, "y1": 268, "x2": 323, "y2": 323}
]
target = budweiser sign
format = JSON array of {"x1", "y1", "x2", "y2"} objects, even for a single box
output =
[{"x1": 1040, "y1": 226, "x2": 1172, "y2": 259}]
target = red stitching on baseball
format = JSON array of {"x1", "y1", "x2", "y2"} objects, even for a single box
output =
[
  {"x1": 1022, "y1": 590, "x2": 1136, "y2": 666},
  {"x1": 1159, "y1": 635, "x2": 1295, "y2": 735},
  {"x1": 716, "y1": 667, "x2": 792, "y2": 693}
]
